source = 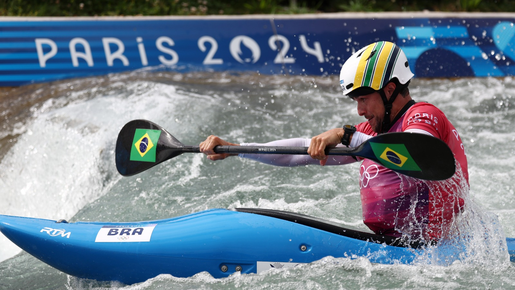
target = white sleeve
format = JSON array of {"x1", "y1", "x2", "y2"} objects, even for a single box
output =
[
  {"x1": 239, "y1": 138, "x2": 358, "y2": 167},
  {"x1": 349, "y1": 131, "x2": 373, "y2": 148}
]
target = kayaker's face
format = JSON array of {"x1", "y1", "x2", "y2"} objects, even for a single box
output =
[{"x1": 353, "y1": 91, "x2": 384, "y2": 133}]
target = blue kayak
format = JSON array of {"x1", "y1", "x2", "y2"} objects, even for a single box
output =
[{"x1": 1, "y1": 208, "x2": 514, "y2": 284}]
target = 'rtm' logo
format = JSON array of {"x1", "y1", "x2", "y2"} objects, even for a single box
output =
[
  {"x1": 40, "y1": 227, "x2": 71, "y2": 239},
  {"x1": 108, "y1": 228, "x2": 144, "y2": 236}
]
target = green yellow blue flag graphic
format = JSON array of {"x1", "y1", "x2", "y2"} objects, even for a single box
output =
[
  {"x1": 130, "y1": 129, "x2": 161, "y2": 162},
  {"x1": 369, "y1": 142, "x2": 421, "y2": 172}
]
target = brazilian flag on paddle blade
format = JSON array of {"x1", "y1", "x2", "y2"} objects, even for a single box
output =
[
  {"x1": 130, "y1": 129, "x2": 161, "y2": 162},
  {"x1": 369, "y1": 142, "x2": 421, "y2": 172}
]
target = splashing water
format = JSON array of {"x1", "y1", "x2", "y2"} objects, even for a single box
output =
[{"x1": 0, "y1": 72, "x2": 514, "y2": 289}]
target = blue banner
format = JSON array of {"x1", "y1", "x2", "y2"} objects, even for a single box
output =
[{"x1": 1, "y1": 15, "x2": 514, "y2": 86}]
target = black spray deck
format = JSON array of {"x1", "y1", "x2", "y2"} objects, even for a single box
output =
[{"x1": 236, "y1": 208, "x2": 429, "y2": 249}]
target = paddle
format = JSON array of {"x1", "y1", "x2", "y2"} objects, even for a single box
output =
[{"x1": 115, "y1": 119, "x2": 455, "y2": 180}]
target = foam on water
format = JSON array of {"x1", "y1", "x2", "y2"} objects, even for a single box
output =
[
  {"x1": 0, "y1": 77, "x2": 200, "y2": 261},
  {"x1": 1, "y1": 73, "x2": 515, "y2": 289}
]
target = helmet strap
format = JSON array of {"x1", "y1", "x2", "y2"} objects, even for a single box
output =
[
  {"x1": 378, "y1": 89, "x2": 392, "y2": 133},
  {"x1": 379, "y1": 83, "x2": 404, "y2": 133}
]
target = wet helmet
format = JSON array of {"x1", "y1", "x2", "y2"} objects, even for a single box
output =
[
  {"x1": 339, "y1": 41, "x2": 413, "y2": 98},
  {"x1": 339, "y1": 41, "x2": 414, "y2": 132}
]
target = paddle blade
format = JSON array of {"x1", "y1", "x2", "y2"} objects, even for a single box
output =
[
  {"x1": 115, "y1": 120, "x2": 185, "y2": 176},
  {"x1": 354, "y1": 132, "x2": 455, "y2": 180}
]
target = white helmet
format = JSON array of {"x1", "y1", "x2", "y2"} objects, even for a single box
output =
[{"x1": 339, "y1": 41, "x2": 414, "y2": 98}]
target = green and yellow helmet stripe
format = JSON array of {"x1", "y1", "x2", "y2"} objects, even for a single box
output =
[
  {"x1": 372, "y1": 41, "x2": 395, "y2": 89},
  {"x1": 381, "y1": 44, "x2": 401, "y2": 88},
  {"x1": 352, "y1": 41, "x2": 400, "y2": 91},
  {"x1": 361, "y1": 42, "x2": 380, "y2": 88},
  {"x1": 353, "y1": 43, "x2": 375, "y2": 91}
]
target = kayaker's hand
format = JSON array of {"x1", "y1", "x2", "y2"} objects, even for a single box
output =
[
  {"x1": 199, "y1": 135, "x2": 239, "y2": 161},
  {"x1": 308, "y1": 128, "x2": 344, "y2": 166}
]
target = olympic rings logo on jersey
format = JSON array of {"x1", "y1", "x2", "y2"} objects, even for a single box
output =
[{"x1": 360, "y1": 164, "x2": 379, "y2": 188}]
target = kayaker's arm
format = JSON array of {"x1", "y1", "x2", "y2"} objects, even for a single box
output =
[
  {"x1": 239, "y1": 138, "x2": 358, "y2": 167},
  {"x1": 200, "y1": 135, "x2": 358, "y2": 166},
  {"x1": 199, "y1": 135, "x2": 239, "y2": 161},
  {"x1": 200, "y1": 132, "x2": 363, "y2": 166},
  {"x1": 308, "y1": 127, "x2": 376, "y2": 166}
]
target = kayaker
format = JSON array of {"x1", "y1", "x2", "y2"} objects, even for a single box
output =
[{"x1": 200, "y1": 41, "x2": 469, "y2": 243}]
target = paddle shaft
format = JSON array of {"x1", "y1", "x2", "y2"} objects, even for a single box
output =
[{"x1": 181, "y1": 145, "x2": 356, "y2": 156}]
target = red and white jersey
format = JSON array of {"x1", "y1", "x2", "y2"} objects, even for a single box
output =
[{"x1": 356, "y1": 102, "x2": 469, "y2": 241}]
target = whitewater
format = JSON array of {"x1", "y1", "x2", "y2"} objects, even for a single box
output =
[{"x1": 0, "y1": 71, "x2": 515, "y2": 289}]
